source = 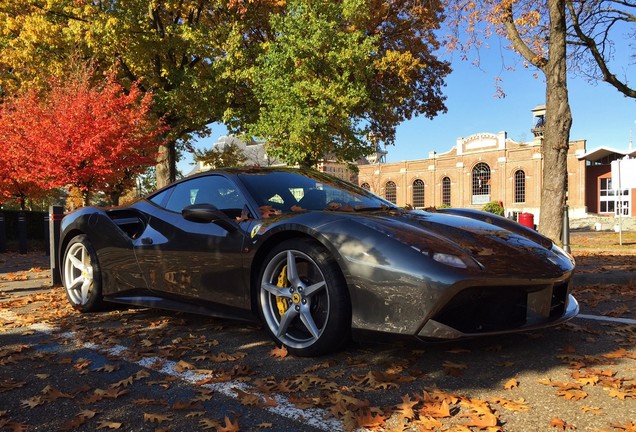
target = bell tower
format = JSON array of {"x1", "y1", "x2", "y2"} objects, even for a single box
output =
[{"x1": 531, "y1": 105, "x2": 546, "y2": 145}]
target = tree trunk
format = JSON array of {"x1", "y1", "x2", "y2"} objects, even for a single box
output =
[
  {"x1": 538, "y1": 0, "x2": 572, "y2": 242},
  {"x1": 18, "y1": 193, "x2": 26, "y2": 211},
  {"x1": 82, "y1": 188, "x2": 92, "y2": 207},
  {"x1": 109, "y1": 186, "x2": 123, "y2": 206},
  {"x1": 156, "y1": 141, "x2": 177, "y2": 189}
]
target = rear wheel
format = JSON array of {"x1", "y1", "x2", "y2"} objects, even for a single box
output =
[
  {"x1": 258, "y1": 239, "x2": 351, "y2": 356},
  {"x1": 62, "y1": 235, "x2": 103, "y2": 312}
]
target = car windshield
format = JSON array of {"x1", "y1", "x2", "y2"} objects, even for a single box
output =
[{"x1": 238, "y1": 170, "x2": 394, "y2": 213}]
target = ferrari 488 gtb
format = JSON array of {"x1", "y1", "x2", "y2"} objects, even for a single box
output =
[{"x1": 60, "y1": 168, "x2": 578, "y2": 356}]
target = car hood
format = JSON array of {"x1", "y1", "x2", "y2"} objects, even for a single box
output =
[{"x1": 337, "y1": 208, "x2": 574, "y2": 280}]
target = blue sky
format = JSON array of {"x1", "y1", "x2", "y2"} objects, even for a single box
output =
[{"x1": 182, "y1": 40, "x2": 635, "y2": 172}]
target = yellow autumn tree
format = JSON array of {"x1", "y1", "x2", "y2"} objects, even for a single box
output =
[{"x1": 0, "y1": 0, "x2": 450, "y2": 190}]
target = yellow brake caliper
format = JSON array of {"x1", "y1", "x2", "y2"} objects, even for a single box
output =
[{"x1": 276, "y1": 265, "x2": 289, "y2": 316}]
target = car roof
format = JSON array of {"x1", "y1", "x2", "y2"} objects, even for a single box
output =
[{"x1": 188, "y1": 166, "x2": 314, "y2": 178}]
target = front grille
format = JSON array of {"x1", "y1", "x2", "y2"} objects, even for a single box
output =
[
  {"x1": 433, "y1": 286, "x2": 529, "y2": 333},
  {"x1": 431, "y1": 281, "x2": 571, "y2": 334}
]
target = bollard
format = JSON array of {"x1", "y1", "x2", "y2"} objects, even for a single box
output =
[
  {"x1": 44, "y1": 214, "x2": 50, "y2": 256},
  {"x1": 0, "y1": 212, "x2": 5, "y2": 253},
  {"x1": 562, "y1": 204, "x2": 571, "y2": 254},
  {"x1": 18, "y1": 212, "x2": 27, "y2": 254},
  {"x1": 49, "y1": 206, "x2": 64, "y2": 285}
]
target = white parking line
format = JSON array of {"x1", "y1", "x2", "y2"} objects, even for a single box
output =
[
  {"x1": 0, "y1": 311, "x2": 341, "y2": 431},
  {"x1": 576, "y1": 313, "x2": 636, "y2": 325}
]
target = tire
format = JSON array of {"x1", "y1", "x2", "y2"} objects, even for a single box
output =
[
  {"x1": 258, "y1": 238, "x2": 351, "y2": 356},
  {"x1": 62, "y1": 235, "x2": 104, "y2": 312}
]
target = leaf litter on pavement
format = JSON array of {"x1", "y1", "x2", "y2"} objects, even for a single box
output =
[{"x1": 0, "y1": 240, "x2": 635, "y2": 431}]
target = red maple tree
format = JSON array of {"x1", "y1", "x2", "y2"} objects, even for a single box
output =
[
  {"x1": 0, "y1": 65, "x2": 166, "y2": 207},
  {"x1": 0, "y1": 91, "x2": 55, "y2": 210}
]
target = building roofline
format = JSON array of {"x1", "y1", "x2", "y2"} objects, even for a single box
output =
[{"x1": 577, "y1": 146, "x2": 636, "y2": 162}]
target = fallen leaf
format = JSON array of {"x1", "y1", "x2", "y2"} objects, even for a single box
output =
[
  {"x1": 234, "y1": 388, "x2": 260, "y2": 406},
  {"x1": 419, "y1": 400, "x2": 451, "y2": 418},
  {"x1": 462, "y1": 412, "x2": 498, "y2": 428},
  {"x1": 504, "y1": 378, "x2": 519, "y2": 390},
  {"x1": 415, "y1": 416, "x2": 443, "y2": 430},
  {"x1": 110, "y1": 376, "x2": 133, "y2": 388},
  {"x1": 199, "y1": 418, "x2": 219, "y2": 430},
  {"x1": 94, "y1": 364, "x2": 120, "y2": 373},
  {"x1": 270, "y1": 345, "x2": 288, "y2": 358},
  {"x1": 556, "y1": 389, "x2": 588, "y2": 401},
  {"x1": 609, "y1": 422, "x2": 636, "y2": 432},
  {"x1": 20, "y1": 397, "x2": 43, "y2": 409},
  {"x1": 603, "y1": 348, "x2": 636, "y2": 360},
  {"x1": 550, "y1": 417, "x2": 576, "y2": 430},
  {"x1": 490, "y1": 397, "x2": 529, "y2": 412},
  {"x1": 395, "y1": 395, "x2": 418, "y2": 419},
  {"x1": 143, "y1": 413, "x2": 173, "y2": 423},
  {"x1": 96, "y1": 420, "x2": 123, "y2": 429},
  {"x1": 607, "y1": 388, "x2": 633, "y2": 400},
  {"x1": 580, "y1": 405, "x2": 602, "y2": 415},
  {"x1": 134, "y1": 369, "x2": 151, "y2": 380},
  {"x1": 172, "y1": 400, "x2": 204, "y2": 410},
  {"x1": 0, "y1": 380, "x2": 26, "y2": 392},
  {"x1": 217, "y1": 416, "x2": 240, "y2": 432},
  {"x1": 175, "y1": 360, "x2": 196, "y2": 373},
  {"x1": 355, "y1": 409, "x2": 386, "y2": 429}
]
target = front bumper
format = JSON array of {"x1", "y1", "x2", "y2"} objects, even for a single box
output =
[{"x1": 417, "y1": 285, "x2": 579, "y2": 340}]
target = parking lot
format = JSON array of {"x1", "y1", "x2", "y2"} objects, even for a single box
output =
[{"x1": 1, "y1": 232, "x2": 635, "y2": 431}]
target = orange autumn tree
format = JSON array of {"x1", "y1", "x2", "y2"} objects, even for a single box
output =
[
  {"x1": 0, "y1": 65, "x2": 166, "y2": 206},
  {"x1": 0, "y1": 90, "x2": 58, "y2": 210},
  {"x1": 445, "y1": 0, "x2": 572, "y2": 242}
]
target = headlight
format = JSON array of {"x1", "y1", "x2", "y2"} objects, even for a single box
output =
[{"x1": 432, "y1": 252, "x2": 468, "y2": 269}]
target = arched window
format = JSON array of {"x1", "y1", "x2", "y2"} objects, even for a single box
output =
[
  {"x1": 472, "y1": 163, "x2": 491, "y2": 204},
  {"x1": 412, "y1": 179, "x2": 425, "y2": 208},
  {"x1": 361, "y1": 182, "x2": 371, "y2": 190},
  {"x1": 385, "y1": 181, "x2": 397, "y2": 204},
  {"x1": 442, "y1": 177, "x2": 451, "y2": 206},
  {"x1": 514, "y1": 170, "x2": 526, "y2": 203}
]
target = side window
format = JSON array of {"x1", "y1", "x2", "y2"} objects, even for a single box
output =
[
  {"x1": 149, "y1": 188, "x2": 173, "y2": 207},
  {"x1": 164, "y1": 176, "x2": 247, "y2": 214}
]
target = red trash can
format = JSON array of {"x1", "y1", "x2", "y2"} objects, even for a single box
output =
[{"x1": 518, "y1": 212, "x2": 534, "y2": 229}]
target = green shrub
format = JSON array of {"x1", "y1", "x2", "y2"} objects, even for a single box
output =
[{"x1": 482, "y1": 201, "x2": 504, "y2": 216}]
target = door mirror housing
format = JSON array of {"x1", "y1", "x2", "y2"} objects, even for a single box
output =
[{"x1": 182, "y1": 204, "x2": 238, "y2": 232}]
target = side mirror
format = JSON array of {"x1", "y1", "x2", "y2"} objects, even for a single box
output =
[{"x1": 182, "y1": 204, "x2": 238, "y2": 232}]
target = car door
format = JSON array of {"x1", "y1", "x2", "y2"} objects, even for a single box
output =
[{"x1": 134, "y1": 175, "x2": 252, "y2": 309}]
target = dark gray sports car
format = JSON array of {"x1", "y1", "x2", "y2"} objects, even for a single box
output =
[{"x1": 60, "y1": 167, "x2": 578, "y2": 356}]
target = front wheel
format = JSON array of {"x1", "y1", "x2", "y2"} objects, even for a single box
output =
[
  {"x1": 258, "y1": 239, "x2": 351, "y2": 357},
  {"x1": 62, "y1": 235, "x2": 104, "y2": 312}
]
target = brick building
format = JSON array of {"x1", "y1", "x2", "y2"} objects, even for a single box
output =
[
  {"x1": 579, "y1": 147, "x2": 636, "y2": 217},
  {"x1": 357, "y1": 106, "x2": 634, "y2": 223}
]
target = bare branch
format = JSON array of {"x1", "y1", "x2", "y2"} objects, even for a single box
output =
[{"x1": 567, "y1": 0, "x2": 636, "y2": 97}]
